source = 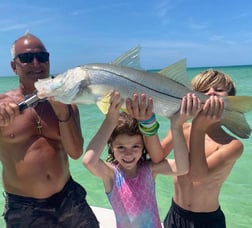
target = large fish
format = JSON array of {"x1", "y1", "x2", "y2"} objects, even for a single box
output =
[{"x1": 34, "y1": 47, "x2": 252, "y2": 138}]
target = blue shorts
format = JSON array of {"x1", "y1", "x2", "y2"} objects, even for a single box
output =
[
  {"x1": 3, "y1": 177, "x2": 99, "y2": 228},
  {"x1": 163, "y1": 199, "x2": 226, "y2": 228}
]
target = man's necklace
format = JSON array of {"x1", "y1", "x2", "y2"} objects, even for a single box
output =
[
  {"x1": 22, "y1": 91, "x2": 46, "y2": 135},
  {"x1": 35, "y1": 112, "x2": 43, "y2": 135},
  {"x1": 30, "y1": 101, "x2": 46, "y2": 136}
]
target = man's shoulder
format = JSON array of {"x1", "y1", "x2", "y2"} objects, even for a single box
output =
[
  {"x1": 0, "y1": 88, "x2": 20, "y2": 101},
  {"x1": 0, "y1": 91, "x2": 11, "y2": 100}
]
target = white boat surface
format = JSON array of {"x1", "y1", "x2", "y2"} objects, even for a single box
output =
[
  {"x1": 91, "y1": 206, "x2": 164, "y2": 227},
  {"x1": 91, "y1": 206, "x2": 116, "y2": 227}
]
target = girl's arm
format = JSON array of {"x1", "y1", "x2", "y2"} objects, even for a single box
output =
[
  {"x1": 126, "y1": 93, "x2": 164, "y2": 163},
  {"x1": 83, "y1": 91, "x2": 123, "y2": 190}
]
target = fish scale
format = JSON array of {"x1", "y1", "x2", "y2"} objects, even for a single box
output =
[{"x1": 82, "y1": 66, "x2": 182, "y2": 116}]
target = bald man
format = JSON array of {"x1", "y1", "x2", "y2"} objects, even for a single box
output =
[{"x1": 0, "y1": 33, "x2": 99, "y2": 227}]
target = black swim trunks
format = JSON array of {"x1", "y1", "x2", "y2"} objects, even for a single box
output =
[
  {"x1": 163, "y1": 199, "x2": 226, "y2": 228},
  {"x1": 3, "y1": 177, "x2": 99, "y2": 228}
]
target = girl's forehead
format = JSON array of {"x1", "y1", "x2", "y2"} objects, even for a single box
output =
[{"x1": 113, "y1": 134, "x2": 143, "y2": 144}]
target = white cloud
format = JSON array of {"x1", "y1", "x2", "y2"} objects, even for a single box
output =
[{"x1": 188, "y1": 20, "x2": 208, "y2": 30}]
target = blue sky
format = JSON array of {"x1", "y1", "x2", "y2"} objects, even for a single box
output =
[{"x1": 1, "y1": 0, "x2": 252, "y2": 76}]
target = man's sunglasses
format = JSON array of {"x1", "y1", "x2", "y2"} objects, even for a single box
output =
[{"x1": 14, "y1": 52, "x2": 50, "y2": 63}]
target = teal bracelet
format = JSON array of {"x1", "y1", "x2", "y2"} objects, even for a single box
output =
[
  {"x1": 138, "y1": 113, "x2": 156, "y2": 125},
  {"x1": 138, "y1": 113, "x2": 159, "y2": 136},
  {"x1": 138, "y1": 121, "x2": 160, "y2": 136}
]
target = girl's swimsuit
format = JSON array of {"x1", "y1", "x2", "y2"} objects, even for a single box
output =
[{"x1": 107, "y1": 162, "x2": 162, "y2": 228}]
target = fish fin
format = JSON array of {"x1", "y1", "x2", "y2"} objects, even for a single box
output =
[
  {"x1": 221, "y1": 96, "x2": 252, "y2": 138},
  {"x1": 112, "y1": 46, "x2": 143, "y2": 70},
  {"x1": 72, "y1": 84, "x2": 113, "y2": 105},
  {"x1": 221, "y1": 110, "x2": 251, "y2": 138},
  {"x1": 96, "y1": 94, "x2": 128, "y2": 114},
  {"x1": 225, "y1": 96, "x2": 252, "y2": 113},
  {"x1": 96, "y1": 93, "x2": 111, "y2": 114},
  {"x1": 158, "y1": 58, "x2": 192, "y2": 89},
  {"x1": 120, "y1": 106, "x2": 129, "y2": 113}
]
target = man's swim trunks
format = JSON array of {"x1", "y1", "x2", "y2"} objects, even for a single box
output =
[
  {"x1": 3, "y1": 176, "x2": 99, "y2": 228},
  {"x1": 163, "y1": 198, "x2": 226, "y2": 228}
]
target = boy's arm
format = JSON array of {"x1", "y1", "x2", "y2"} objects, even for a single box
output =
[
  {"x1": 188, "y1": 96, "x2": 243, "y2": 180},
  {"x1": 152, "y1": 94, "x2": 201, "y2": 176}
]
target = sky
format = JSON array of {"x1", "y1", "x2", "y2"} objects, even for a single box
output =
[{"x1": 1, "y1": 0, "x2": 252, "y2": 76}]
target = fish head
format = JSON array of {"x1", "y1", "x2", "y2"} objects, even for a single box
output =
[
  {"x1": 35, "y1": 76, "x2": 63, "y2": 98},
  {"x1": 35, "y1": 66, "x2": 90, "y2": 100}
]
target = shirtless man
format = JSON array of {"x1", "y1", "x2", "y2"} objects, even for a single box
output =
[
  {"x1": 127, "y1": 70, "x2": 243, "y2": 227},
  {"x1": 0, "y1": 33, "x2": 99, "y2": 227}
]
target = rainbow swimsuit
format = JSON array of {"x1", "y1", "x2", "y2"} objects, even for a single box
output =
[{"x1": 107, "y1": 162, "x2": 162, "y2": 228}]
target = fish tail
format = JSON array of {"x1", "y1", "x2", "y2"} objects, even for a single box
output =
[
  {"x1": 221, "y1": 96, "x2": 252, "y2": 138},
  {"x1": 225, "y1": 96, "x2": 252, "y2": 113}
]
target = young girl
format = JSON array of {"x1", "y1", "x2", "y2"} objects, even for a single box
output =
[{"x1": 83, "y1": 91, "x2": 201, "y2": 228}]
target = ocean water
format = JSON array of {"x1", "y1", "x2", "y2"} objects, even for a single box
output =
[{"x1": 0, "y1": 65, "x2": 252, "y2": 228}]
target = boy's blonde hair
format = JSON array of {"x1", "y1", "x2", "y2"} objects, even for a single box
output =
[{"x1": 191, "y1": 69, "x2": 236, "y2": 95}]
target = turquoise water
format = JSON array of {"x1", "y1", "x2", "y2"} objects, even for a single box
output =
[{"x1": 0, "y1": 65, "x2": 252, "y2": 227}]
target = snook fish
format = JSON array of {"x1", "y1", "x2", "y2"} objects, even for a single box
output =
[{"x1": 34, "y1": 47, "x2": 252, "y2": 138}]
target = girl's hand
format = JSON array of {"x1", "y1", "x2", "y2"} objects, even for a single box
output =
[
  {"x1": 126, "y1": 93, "x2": 153, "y2": 121},
  {"x1": 106, "y1": 90, "x2": 124, "y2": 122}
]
